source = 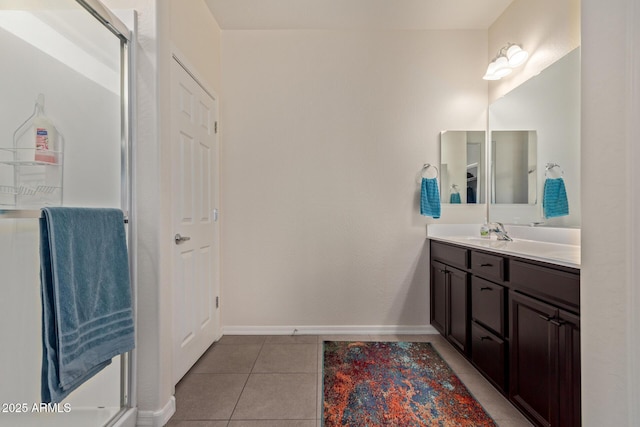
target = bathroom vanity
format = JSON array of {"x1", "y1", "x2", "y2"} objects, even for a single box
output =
[{"x1": 428, "y1": 230, "x2": 580, "y2": 427}]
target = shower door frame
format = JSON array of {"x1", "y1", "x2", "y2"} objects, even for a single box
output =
[
  {"x1": 74, "y1": 0, "x2": 137, "y2": 425},
  {"x1": 70, "y1": 1, "x2": 136, "y2": 425}
]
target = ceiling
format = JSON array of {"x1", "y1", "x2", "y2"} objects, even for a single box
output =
[{"x1": 204, "y1": 0, "x2": 514, "y2": 31}]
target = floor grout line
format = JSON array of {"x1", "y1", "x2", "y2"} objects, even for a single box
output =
[{"x1": 226, "y1": 337, "x2": 266, "y2": 422}]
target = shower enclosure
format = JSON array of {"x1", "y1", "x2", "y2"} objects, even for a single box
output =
[{"x1": 0, "y1": 1, "x2": 134, "y2": 426}]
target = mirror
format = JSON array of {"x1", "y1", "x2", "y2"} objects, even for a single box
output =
[
  {"x1": 440, "y1": 130, "x2": 485, "y2": 204},
  {"x1": 491, "y1": 130, "x2": 537, "y2": 204},
  {"x1": 488, "y1": 47, "x2": 580, "y2": 227}
]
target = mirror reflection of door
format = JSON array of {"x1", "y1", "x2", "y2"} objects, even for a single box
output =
[
  {"x1": 491, "y1": 131, "x2": 537, "y2": 204},
  {"x1": 440, "y1": 130, "x2": 485, "y2": 204}
]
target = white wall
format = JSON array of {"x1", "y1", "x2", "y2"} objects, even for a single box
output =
[
  {"x1": 169, "y1": 0, "x2": 222, "y2": 91},
  {"x1": 220, "y1": 30, "x2": 487, "y2": 331},
  {"x1": 581, "y1": 0, "x2": 640, "y2": 425}
]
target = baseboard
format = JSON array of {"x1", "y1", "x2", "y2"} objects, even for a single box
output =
[
  {"x1": 222, "y1": 325, "x2": 439, "y2": 336},
  {"x1": 111, "y1": 408, "x2": 137, "y2": 427},
  {"x1": 136, "y1": 396, "x2": 175, "y2": 427}
]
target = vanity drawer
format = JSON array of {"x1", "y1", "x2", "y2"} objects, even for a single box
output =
[
  {"x1": 471, "y1": 277, "x2": 505, "y2": 336},
  {"x1": 471, "y1": 322, "x2": 506, "y2": 393},
  {"x1": 510, "y1": 260, "x2": 580, "y2": 312},
  {"x1": 431, "y1": 241, "x2": 468, "y2": 269},
  {"x1": 471, "y1": 251, "x2": 506, "y2": 282}
]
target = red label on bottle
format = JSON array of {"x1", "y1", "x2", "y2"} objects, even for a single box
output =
[
  {"x1": 36, "y1": 128, "x2": 49, "y2": 150},
  {"x1": 35, "y1": 128, "x2": 56, "y2": 163}
]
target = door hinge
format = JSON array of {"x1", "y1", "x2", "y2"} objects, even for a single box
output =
[
  {"x1": 213, "y1": 208, "x2": 219, "y2": 222},
  {"x1": 214, "y1": 121, "x2": 218, "y2": 134},
  {"x1": 216, "y1": 296, "x2": 219, "y2": 308}
]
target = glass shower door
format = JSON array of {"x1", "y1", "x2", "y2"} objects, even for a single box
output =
[{"x1": 0, "y1": 0, "x2": 132, "y2": 426}]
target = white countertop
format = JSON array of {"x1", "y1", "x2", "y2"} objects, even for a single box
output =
[{"x1": 427, "y1": 224, "x2": 581, "y2": 269}]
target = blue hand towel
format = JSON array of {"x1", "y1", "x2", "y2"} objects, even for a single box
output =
[
  {"x1": 40, "y1": 207, "x2": 134, "y2": 403},
  {"x1": 467, "y1": 186, "x2": 476, "y2": 203},
  {"x1": 420, "y1": 177, "x2": 441, "y2": 219},
  {"x1": 543, "y1": 177, "x2": 569, "y2": 218},
  {"x1": 450, "y1": 192, "x2": 461, "y2": 204}
]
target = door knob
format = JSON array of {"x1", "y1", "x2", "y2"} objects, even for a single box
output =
[{"x1": 174, "y1": 234, "x2": 191, "y2": 244}]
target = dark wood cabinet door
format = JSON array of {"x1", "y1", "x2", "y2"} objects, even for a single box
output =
[
  {"x1": 510, "y1": 292, "x2": 559, "y2": 427},
  {"x1": 471, "y1": 322, "x2": 506, "y2": 392},
  {"x1": 558, "y1": 310, "x2": 581, "y2": 427},
  {"x1": 430, "y1": 260, "x2": 447, "y2": 335},
  {"x1": 447, "y1": 266, "x2": 469, "y2": 354}
]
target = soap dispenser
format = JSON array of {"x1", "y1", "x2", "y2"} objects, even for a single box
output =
[{"x1": 480, "y1": 220, "x2": 490, "y2": 238}]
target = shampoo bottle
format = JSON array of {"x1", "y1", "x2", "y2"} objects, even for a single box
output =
[
  {"x1": 33, "y1": 95, "x2": 57, "y2": 164},
  {"x1": 14, "y1": 94, "x2": 58, "y2": 164}
]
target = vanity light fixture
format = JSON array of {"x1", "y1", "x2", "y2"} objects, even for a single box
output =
[{"x1": 483, "y1": 43, "x2": 529, "y2": 80}]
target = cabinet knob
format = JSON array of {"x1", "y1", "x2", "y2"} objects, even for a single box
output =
[
  {"x1": 480, "y1": 287, "x2": 493, "y2": 291},
  {"x1": 480, "y1": 263, "x2": 493, "y2": 267},
  {"x1": 480, "y1": 336, "x2": 493, "y2": 342}
]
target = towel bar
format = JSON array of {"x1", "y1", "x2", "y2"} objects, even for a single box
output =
[{"x1": 0, "y1": 208, "x2": 129, "y2": 222}]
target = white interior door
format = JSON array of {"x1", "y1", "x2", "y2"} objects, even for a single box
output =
[{"x1": 171, "y1": 57, "x2": 220, "y2": 385}]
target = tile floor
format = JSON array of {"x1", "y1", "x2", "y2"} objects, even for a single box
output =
[{"x1": 166, "y1": 334, "x2": 532, "y2": 427}]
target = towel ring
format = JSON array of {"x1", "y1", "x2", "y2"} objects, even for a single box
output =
[
  {"x1": 420, "y1": 163, "x2": 439, "y2": 179},
  {"x1": 545, "y1": 162, "x2": 564, "y2": 178}
]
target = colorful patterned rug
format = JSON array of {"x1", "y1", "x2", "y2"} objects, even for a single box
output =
[{"x1": 323, "y1": 341, "x2": 497, "y2": 427}]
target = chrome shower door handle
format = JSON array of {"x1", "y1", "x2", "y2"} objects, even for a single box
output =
[{"x1": 174, "y1": 233, "x2": 191, "y2": 244}]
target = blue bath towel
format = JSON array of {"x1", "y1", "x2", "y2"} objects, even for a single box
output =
[
  {"x1": 543, "y1": 177, "x2": 569, "y2": 218},
  {"x1": 420, "y1": 177, "x2": 441, "y2": 218},
  {"x1": 450, "y1": 192, "x2": 461, "y2": 204},
  {"x1": 40, "y1": 207, "x2": 134, "y2": 403}
]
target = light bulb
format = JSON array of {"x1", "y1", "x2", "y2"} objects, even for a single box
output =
[
  {"x1": 483, "y1": 60, "x2": 500, "y2": 80},
  {"x1": 507, "y1": 44, "x2": 528, "y2": 67},
  {"x1": 493, "y1": 56, "x2": 512, "y2": 78}
]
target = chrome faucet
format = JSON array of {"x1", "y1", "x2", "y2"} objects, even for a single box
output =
[{"x1": 489, "y1": 222, "x2": 513, "y2": 241}]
